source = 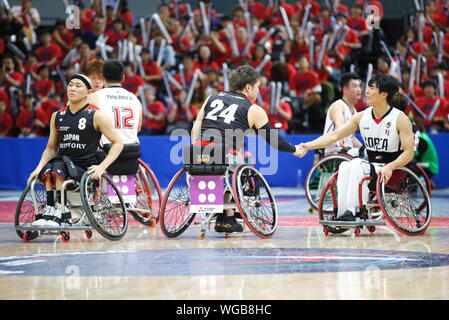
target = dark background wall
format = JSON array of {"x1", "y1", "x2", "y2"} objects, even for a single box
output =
[{"x1": 8, "y1": 0, "x2": 414, "y2": 23}]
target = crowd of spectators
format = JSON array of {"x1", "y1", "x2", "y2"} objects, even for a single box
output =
[{"x1": 0, "y1": 0, "x2": 448, "y2": 138}]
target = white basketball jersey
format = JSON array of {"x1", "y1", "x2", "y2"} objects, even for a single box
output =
[
  {"x1": 95, "y1": 86, "x2": 142, "y2": 145},
  {"x1": 323, "y1": 99, "x2": 355, "y2": 154},
  {"x1": 359, "y1": 106, "x2": 402, "y2": 164}
]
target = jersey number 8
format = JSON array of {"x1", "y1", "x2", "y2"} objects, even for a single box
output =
[{"x1": 205, "y1": 99, "x2": 238, "y2": 124}]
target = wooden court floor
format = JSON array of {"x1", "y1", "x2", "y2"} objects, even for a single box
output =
[{"x1": 1, "y1": 189, "x2": 449, "y2": 300}]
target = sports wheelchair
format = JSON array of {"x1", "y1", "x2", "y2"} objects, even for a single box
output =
[
  {"x1": 304, "y1": 149, "x2": 432, "y2": 214},
  {"x1": 15, "y1": 144, "x2": 162, "y2": 242},
  {"x1": 159, "y1": 144, "x2": 278, "y2": 240},
  {"x1": 317, "y1": 166, "x2": 432, "y2": 237}
]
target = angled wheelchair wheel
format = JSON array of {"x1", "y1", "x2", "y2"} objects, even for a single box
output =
[
  {"x1": 232, "y1": 165, "x2": 277, "y2": 239},
  {"x1": 160, "y1": 168, "x2": 195, "y2": 238},
  {"x1": 377, "y1": 167, "x2": 432, "y2": 236},
  {"x1": 317, "y1": 172, "x2": 349, "y2": 234},
  {"x1": 130, "y1": 160, "x2": 162, "y2": 226},
  {"x1": 15, "y1": 179, "x2": 46, "y2": 241},
  {"x1": 80, "y1": 172, "x2": 128, "y2": 241},
  {"x1": 305, "y1": 153, "x2": 352, "y2": 212},
  {"x1": 407, "y1": 162, "x2": 432, "y2": 197}
]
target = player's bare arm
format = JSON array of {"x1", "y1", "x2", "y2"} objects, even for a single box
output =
[
  {"x1": 27, "y1": 112, "x2": 58, "y2": 183},
  {"x1": 88, "y1": 110, "x2": 124, "y2": 179},
  {"x1": 379, "y1": 112, "x2": 415, "y2": 182}
]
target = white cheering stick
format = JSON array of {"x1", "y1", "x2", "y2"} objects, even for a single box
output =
[
  {"x1": 428, "y1": 99, "x2": 441, "y2": 122},
  {"x1": 223, "y1": 63, "x2": 229, "y2": 91},
  {"x1": 417, "y1": 15, "x2": 425, "y2": 42},
  {"x1": 379, "y1": 41, "x2": 393, "y2": 63},
  {"x1": 179, "y1": 64, "x2": 187, "y2": 88},
  {"x1": 136, "y1": 56, "x2": 145, "y2": 78},
  {"x1": 270, "y1": 82, "x2": 276, "y2": 113},
  {"x1": 255, "y1": 54, "x2": 271, "y2": 72},
  {"x1": 162, "y1": 71, "x2": 175, "y2": 104},
  {"x1": 364, "y1": 63, "x2": 373, "y2": 95},
  {"x1": 309, "y1": 35, "x2": 315, "y2": 68},
  {"x1": 408, "y1": 58, "x2": 417, "y2": 93},
  {"x1": 244, "y1": 11, "x2": 252, "y2": 38},
  {"x1": 152, "y1": 13, "x2": 173, "y2": 44},
  {"x1": 274, "y1": 82, "x2": 282, "y2": 114},
  {"x1": 438, "y1": 73, "x2": 445, "y2": 98},
  {"x1": 258, "y1": 27, "x2": 276, "y2": 45},
  {"x1": 140, "y1": 18, "x2": 148, "y2": 48},
  {"x1": 242, "y1": 27, "x2": 255, "y2": 56},
  {"x1": 317, "y1": 35, "x2": 329, "y2": 69},
  {"x1": 438, "y1": 31, "x2": 444, "y2": 62},
  {"x1": 156, "y1": 39, "x2": 166, "y2": 67},
  {"x1": 199, "y1": 1, "x2": 210, "y2": 36},
  {"x1": 301, "y1": 4, "x2": 312, "y2": 34},
  {"x1": 128, "y1": 41, "x2": 135, "y2": 63},
  {"x1": 100, "y1": 0, "x2": 106, "y2": 17},
  {"x1": 1, "y1": 0, "x2": 10, "y2": 10},
  {"x1": 403, "y1": 93, "x2": 427, "y2": 119},
  {"x1": 113, "y1": 0, "x2": 121, "y2": 18},
  {"x1": 280, "y1": 7, "x2": 294, "y2": 41},
  {"x1": 227, "y1": 24, "x2": 240, "y2": 57},
  {"x1": 184, "y1": 73, "x2": 199, "y2": 106},
  {"x1": 117, "y1": 40, "x2": 123, "y2": 61},
  {"x1": 413, "y1": 0, "x2": 421, "y2": 10},
  {"x1": 139, "y1": 86, "x2": 148, "y2": 116},
  {"x1": 149, "y1": 39, "x2": 155, "y2": 61},
  {"x1": 166, "y1": 72, "x2": 183, "y2": 91}
]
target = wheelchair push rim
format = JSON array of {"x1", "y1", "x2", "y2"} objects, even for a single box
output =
[
  {"x1": 15, "y1": 179, "x2": 46, "y2": 241},
  {"x1": 317, "y1": 171, "x2": 349, "y2": 234},
  {"x1": 305, "y1": 154, "x2": 352, "y2": 212},
  {"x1": 129, "y1": 160, "x2": 162, "y2": 226},
  {"x1": 80, "y1": 172, "x2": 128, "y2": 241},
  {"x1": 232, "y1": 165, "x2": 278, "y2": 239},
  {"x1": 160, "y1": 168, "x2": 196, "y2": 238},
  {"x1": 377, "y1": 167, "x2": 432, "y2": 236}
]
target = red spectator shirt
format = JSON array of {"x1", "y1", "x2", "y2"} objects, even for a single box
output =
[
  {"x1": 289, "y1": 69, "x2": 320, "y2": 96},
  {"x1": 104, "y1": 30, "x2": 129, "y2": 47},
  {"x1": 266, "y1": 101, "x2": 292, "y2": 131},
  {"x1": 249, "y1": 2, "x2": 266, "y2": 21},
  {"x1": 122, "y1": 74, "x2": 145, "y2": 94},
  {"x1": 143, "y1": 101, "x2": 166, "y2": 129},
  {"x1": 34, "y1": 79, "x2": 55, "y2": 98},
  {"x1": 412, "y1": 96, "x2": 449, "y2": 126},
  {"x1": 0, "y1": 111, "x2": 12, "y2": 135},
  {"x1": 1, "y1": 71, "x2": 24, "y2": 91},
  {"x1": 35, "y1": 43, "x2": 63, "y2": 69}
]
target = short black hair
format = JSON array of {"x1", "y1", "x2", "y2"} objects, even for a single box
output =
[
  {"x1": 391, "y1": 93, "x2": 408, "y2": 112},
  {"x1": 230, "y1": 65, "x2": 260, "y2": 92},
  {"x1": 103, "y1": 59, "x2": 124, "y2": 83},
  {"x1": 368, "y1": 75, "x2": 400, "y2": 105},
  {"x1": 340, "y1": 72, "x2": 361, "y2": 89},
  {"x1": 422, "y1": 79, "x2": 437, "y2": 89}
]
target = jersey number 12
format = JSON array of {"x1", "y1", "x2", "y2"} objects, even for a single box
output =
[{"x1": 112, "y1": 107, "x2": 134, "y2": 129}]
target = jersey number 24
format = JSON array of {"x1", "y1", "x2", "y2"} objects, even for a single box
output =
[{"x1": 205, "y1": 99, "x2": 238, "y2": 124}]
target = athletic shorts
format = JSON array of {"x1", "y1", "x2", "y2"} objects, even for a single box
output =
[{"x1": 39, "y1": 158, "x2": 89, "y2": 182}]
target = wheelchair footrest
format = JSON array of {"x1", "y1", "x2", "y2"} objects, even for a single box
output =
[{"x1": 319, "y1": 219, "x2": 387, "y2": 227}]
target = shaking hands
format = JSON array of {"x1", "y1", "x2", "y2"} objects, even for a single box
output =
[{"x1": 293, "y1": 143, "x2": 308, "y2": 158}]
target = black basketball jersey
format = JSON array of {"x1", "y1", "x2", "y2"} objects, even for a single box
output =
[
  {"x1": 200, "y1": 91, "x2": 254, "y2": 150},
  {"x1": 55, "y1": 104, "x2": 102, "y2": 163}
]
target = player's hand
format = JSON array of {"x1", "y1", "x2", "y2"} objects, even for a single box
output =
[
  {"x1": 293, "y1": 144, "x2": 307, "y2": 158},
  {"x1": 379, "y1": 165, "x2": 394, "y2": 184},
  {"x1": 87, "y1": 164, "x2": 106, "y2": 180},
  {"x1": 27, "y1": 168, "x2": 40, "y2": 185}
]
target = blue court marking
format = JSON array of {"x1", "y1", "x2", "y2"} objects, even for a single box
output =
[{"x1": 1, "y1": 248, "x2": 448, "y2": 277}]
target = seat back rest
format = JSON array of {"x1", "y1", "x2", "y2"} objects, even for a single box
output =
[
  {"x1": 103, "y1": 143, "x2": 141, "y2": 175},
  {"x1": 183, "y1": 144, "x2": 229, "y2": 175}
]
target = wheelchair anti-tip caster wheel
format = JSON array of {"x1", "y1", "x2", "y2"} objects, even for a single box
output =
[
  {"x1": 355, "y1": 228, "x2": 361, "y2": 237},
  {"x1": 308, "y1": 207, "x2": 314, "y2": 214},
  {"x1": 85, "y1": 230, "x2": 93, "y2": 239},
  {"x1": 368, "y1": 226, "x2": 376, "y2": 233},
  {"x1": 150, "y1": 217, "x2": 157, "y2": 227},
  {"x1": 198, "y1": 231, "x2": 206, "y2": 240},
  {"x1": 61, "y1": 231, "x2": 70, "y2": 242},
  {"x1": 323, "y1": 226, "x2": 329, "y2": 237}
]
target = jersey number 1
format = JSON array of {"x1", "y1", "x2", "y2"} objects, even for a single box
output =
[
  {"x1": 205, "y1": 99, "x2": 238, "y2": 124},
  {"x1": 112, "y1": 107, "x2": 134, "y2": 129}
]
